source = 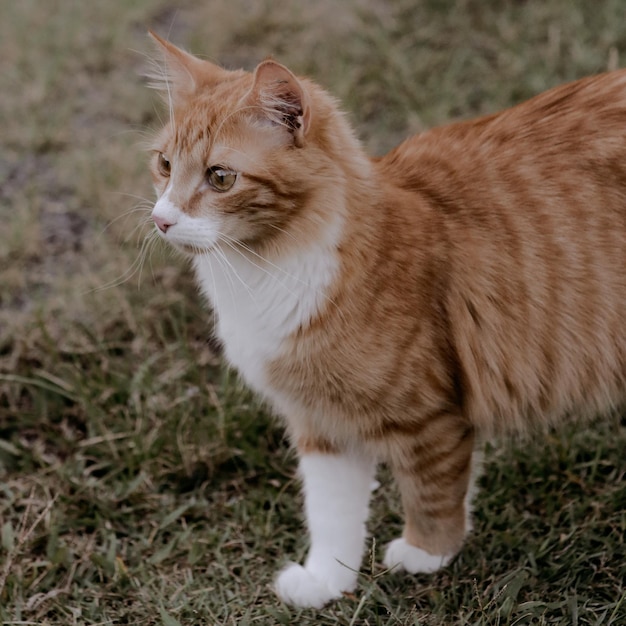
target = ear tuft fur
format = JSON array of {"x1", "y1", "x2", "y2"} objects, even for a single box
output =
[
  {"x1": 248, "y1": 60, "x2": 311, "y2": 147},
  {"x1": 146, "y1": 31, "x2": 229, "y2": 106}
]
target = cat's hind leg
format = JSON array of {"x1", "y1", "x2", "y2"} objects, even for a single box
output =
[
  {"x1": 275, "y1": 448, "x2": 376, "y2": 608},
  {"x1": 383, "y1": 412, "x2": 474, "y2": 574}
]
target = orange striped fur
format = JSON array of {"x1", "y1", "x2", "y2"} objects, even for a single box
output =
[{"x1": 146, "y1": 32, "x2": 626, "y2": 605}]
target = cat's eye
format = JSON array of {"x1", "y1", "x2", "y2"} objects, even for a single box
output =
[
  {"x1": 206, "y1": 166, "x2": 237, "y2": 192},
  {"x1": 157, "y1": 152, "x2": 171, "y2": 177}
]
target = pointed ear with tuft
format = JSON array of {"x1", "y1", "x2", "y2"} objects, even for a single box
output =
[
  {"x1": 147, "y1": 30, "x2": 229, "y2": 106},
  {"x1": 246, "y1": 60, "x2": 311, "y2": 148}
]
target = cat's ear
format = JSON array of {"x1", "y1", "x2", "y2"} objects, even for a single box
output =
[
  {"x1": 246, "y1": 60, "x2": 311, "y2": 148},
  {"x1": 147, "y1": 31, "x2": 228, "y2": 105}
]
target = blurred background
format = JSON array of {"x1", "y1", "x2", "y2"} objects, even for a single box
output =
[{"x1": 1, "y1": 1, "x2": 625, "y2": 624}]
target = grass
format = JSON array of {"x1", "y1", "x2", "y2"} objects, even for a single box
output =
[{"x1": 1, "y1": 0, "x2": 625, "y2": 624}]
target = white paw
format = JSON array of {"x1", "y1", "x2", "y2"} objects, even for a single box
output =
[
  {"x1": 275, "y1": 563, "x2": 346, "y2": 608},
  {"x1": 383, "y1": 538, "x2": 451, "y2": 574}
]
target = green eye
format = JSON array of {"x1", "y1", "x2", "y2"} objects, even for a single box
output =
[
  {"x1": 157, "y1": 152, "x2": 171, "y2": 177},
  {"x1": 207, "y1": 166, "x2": 237, "y2": 191}
]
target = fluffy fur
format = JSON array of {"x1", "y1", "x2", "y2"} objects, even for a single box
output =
[{"x1": 146, "y1": 32, "x2": 626, "y2": 607}]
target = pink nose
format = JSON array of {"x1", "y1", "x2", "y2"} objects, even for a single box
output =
[{"x1": 153, "y1": 215, "x2": 174, "y2": 233}]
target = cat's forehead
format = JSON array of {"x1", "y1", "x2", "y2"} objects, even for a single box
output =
[
  {"x1": 164, "y1": 79, "x2": 253, "y2": 153},
  {"x1": 170, "y1": 108, "x2": 218, "y2": 150},
  {"x1": 160, "y1": 93, "x2": 287, "y2": 169}
]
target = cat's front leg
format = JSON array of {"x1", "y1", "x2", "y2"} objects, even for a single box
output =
[
  {"x1": 383, "y1": 412, "x2": 475, "y2": 575},
  {"x1": 275, "y1": 448, "x2": 376, "y2": 608}
]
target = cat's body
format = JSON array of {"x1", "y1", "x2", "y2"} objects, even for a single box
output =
[{"x1": 147, "y1": 33, "x2": 626, "y2": 608}]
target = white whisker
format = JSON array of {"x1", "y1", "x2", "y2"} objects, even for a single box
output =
[
  {"x1": 219, "y1": 234, "x2": 339, "y2": 312},
  {"x1": 137, "y1": 230, "x2": 161, "y2": 288},
  {"x1": 203, "y1": 249, "x2": 222, "y2": 318},
  {"x1": 213, "y1": 247, "x2": 239, "y2": 309},
  {"x1": 111, "y1": 191, "x2": 155, "y2": 203},
  {"x1": 98, "y1": 205, "x2": 152, "y2": 239},
  {"x1": 214, "y1": 243, "x2": 258, "y2": 305},
  {"x1": 265, "y1": 222, "x2": 302, "y2": 245},
  {"x1": 87, "y1": 230, "x2": 161, "y2": 294},
  {"x1": 209, "y1": 248, "x2": 238, "y2": 312},
  {"x1": 124, "y1": 218, "x2": 154, "y2": 248},
  {"x1": 219, "y1": 237, "x2": 300, "y2": 302}
]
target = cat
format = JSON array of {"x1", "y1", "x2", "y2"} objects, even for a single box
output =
[{"x1": 145, "y1": 31, "x2": 626, "y2": 608}]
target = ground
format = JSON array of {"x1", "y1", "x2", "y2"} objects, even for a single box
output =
[{"x1": 0, "y1": 1, "x2": 625, "y2": 624}]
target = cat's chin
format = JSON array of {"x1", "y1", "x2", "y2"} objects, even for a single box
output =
[{"x1": 171, "y1": 242, "x2": 212, "y2": 256}]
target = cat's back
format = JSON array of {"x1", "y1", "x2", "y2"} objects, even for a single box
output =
[
  {"x1": 382, "y1": 69, "x2": 626, "y2": 206},
  {"x1": 378, "y1": 70, "x2": 626, "y2": 433}
]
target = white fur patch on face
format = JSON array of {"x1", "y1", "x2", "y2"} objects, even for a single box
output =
[
  {"x1": 151, "y1": 187, "x2": 180, "y2": 230},
  {"x1": 152, "y1": 187, "x2": 221, "y2": 253},
  {"x1": 274, "y1": 452, "x2": 376, "y2": 608}
]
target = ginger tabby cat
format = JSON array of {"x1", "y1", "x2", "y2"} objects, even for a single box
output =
[{"x1": 146, "y1": 32, "x2": 626, "y2": 608}]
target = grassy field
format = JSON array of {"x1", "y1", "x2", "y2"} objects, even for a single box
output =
[{"x1": 1, "y1": 0, "x2": 625, "y2": 624}]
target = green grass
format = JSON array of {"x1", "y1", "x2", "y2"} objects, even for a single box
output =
[{"x1": 1, "y1": 0, "x2": 625, "y2": 624}]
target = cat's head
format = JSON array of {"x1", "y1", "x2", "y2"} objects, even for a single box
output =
[{"x1": 147, "y1": 32, "x2": 362, "y2": 257}]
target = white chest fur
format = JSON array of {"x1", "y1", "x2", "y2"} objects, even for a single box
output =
[{"x1": 192, "y1": 232, "x2": 340, "y2": 396}]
